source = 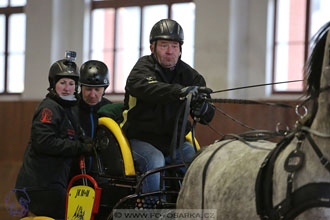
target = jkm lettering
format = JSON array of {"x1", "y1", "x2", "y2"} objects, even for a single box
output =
[{"x1": 74, "y1": 189, "x2": 90, "y2": 198}]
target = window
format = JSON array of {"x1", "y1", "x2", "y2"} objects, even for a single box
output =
[
  {"x1": 90, "y1": 0, "x2": 195, "y2": 94},
  {"x1": 273, "y1": 0, "x2": 330, "y2": 93},
  {"x1": 0, "y1": 0, "x2": 26, "y2": 94}
]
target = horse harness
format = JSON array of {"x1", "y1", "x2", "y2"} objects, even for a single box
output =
[{"x1": 255, "y1": 126, "x2": 330, "y2": 220}]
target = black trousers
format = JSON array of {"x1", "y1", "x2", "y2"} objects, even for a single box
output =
[{"x1": 16, "y1": 186, "x2": 66, "y2": 220}]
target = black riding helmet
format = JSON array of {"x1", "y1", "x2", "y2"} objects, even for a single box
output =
[
  {"x1": 149, "y1": 19, "x2": 184, "y2": 45},
  {"x1": 48, "y1": 59, "x2": 79, "y2": 92},
  {"x1": 80, "y1": 60, "x2": 109, "y2": 89}
]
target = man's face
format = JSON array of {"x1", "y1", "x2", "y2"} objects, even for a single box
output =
[
  {"x1": 151, "y1": 40, "x2": 181, "y2": 69},
  {"x1": 81, "y1": 86, "x2": 105, "y2": 106}
]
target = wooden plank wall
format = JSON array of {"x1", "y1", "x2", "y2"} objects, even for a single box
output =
[
  {"x1": 0, "y1": 101, "x2": 40, "y2": 220},
  {"x1": 0, "y1": 100, "x2": 302, "y2": 219}
]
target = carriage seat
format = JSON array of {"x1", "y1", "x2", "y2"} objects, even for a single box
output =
[
  {"x1": 96, "y1": 117, "x2": 136, "y2": 177},
  {"x1": 94, "y1": 103, "x2": 200, "y2": 178}
]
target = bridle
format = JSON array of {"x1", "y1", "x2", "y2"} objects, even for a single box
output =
[
  {"x1": 255, "y1": 85, "x2": 330, "y2": 220},
  {"x1": 196, "y1": 84, "x2": 330, "y2": 219}
]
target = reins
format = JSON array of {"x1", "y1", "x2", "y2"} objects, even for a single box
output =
[
  {"x1": 210, "y1": 80, "x2": 303, "y2": 94},
  {"x1": 206, "y1": 98, "x2": 298, "y2": 140},
  {"x1": 169, "y1": 92, "x2": 197, "y2": 168},
  {"x1": 208, "y1": 98, "x2": 295, "y2": 108}
]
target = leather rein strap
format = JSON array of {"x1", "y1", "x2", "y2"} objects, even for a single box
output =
[{"x1": 306, "y1": 133, "x2": 330, "y2": 173}]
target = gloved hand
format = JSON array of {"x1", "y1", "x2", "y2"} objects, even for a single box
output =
[
  {"x1": 79, "y1": 136, "x2": 94, "y2": 155},
  {"x1": 190, "y1": 100, "x2": 215, "y2": 125},
  {"x1": 197, "y1": 87, "x2": 213, "y2": 94},
  {"x1": 180, "y1": 86, "x2": 213, "y2": 98},
  {"x1": 191, "y1": 100, "x2": 208, "y2": 118},
  {"x1": 180, "y1": 86, "x2": 199, "y2": 98}
]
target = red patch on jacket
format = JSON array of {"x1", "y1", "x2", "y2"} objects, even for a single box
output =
[
  {"x1": 67, "y1": 129, "x2": 75, "y2": 136},
  {"x1": 40, "y1": 108, "x2": 53, "y2": 123}
]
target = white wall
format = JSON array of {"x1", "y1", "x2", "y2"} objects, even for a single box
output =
[
  {"x1": 194, "y1": 0, "x2": 230, "y2": 98},
  {"x1": 23, "y1": 0, "x2": 53, "y2": 100},
  {"x1": 194, "y1": 0, "x2": 271, "y2": 99},
  {"x1": 0, "y1": 0, "x2": 298, "y2": 101},
  {"x1": 23, "y1": 0, "x2": 89, "y2": 100}
]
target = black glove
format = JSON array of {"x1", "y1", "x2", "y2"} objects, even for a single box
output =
[
  {"x1": 180, "y1": 86, "x2": 213, "y2": 98},
  {"x1": 190, "y1": 100, "x2": 215, "y2": 125},
  {"x1": 197, "y1": 87, "x2": 213, "y2": 94},
  {"x1": 79, "y1": 136, "x2": 93, "y2": 155},
  {"x1": 180, "y1": 86, "x2": 199, "y2": 98}
]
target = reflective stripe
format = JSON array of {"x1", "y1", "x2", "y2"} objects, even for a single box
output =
[{"x1": 120, "y1": 95, "x2": 136, "y2": 128}]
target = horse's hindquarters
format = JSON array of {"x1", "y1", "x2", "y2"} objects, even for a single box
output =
[{"x1": 177, "y1": 140, "x2": 275, "y2": 220}]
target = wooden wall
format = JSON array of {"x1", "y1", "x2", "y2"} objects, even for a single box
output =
[
  {"x1": 0, "y1": 101, "x2": 40, "y2": 220},
  {"x1": 0, "y1": 100, "x2": 301, "y2": 219}
]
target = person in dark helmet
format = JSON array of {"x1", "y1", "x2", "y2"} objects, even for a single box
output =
[
  {"x1": 121, "y1": 19, "x2": 215, "y2": 196},
  {"x1": 76, "y1": 60, "x2": 112, "y2": 138},
  {"x1": 70, "y1": 60, "x2": 113, "y2": 177},
  {"x1": 15, "y1": 52, "x2": 93, "y2": 219}
]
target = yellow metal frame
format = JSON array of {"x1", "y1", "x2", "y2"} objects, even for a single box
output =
[{"x1": 98, "y1": 117, "x2": 136, "y2": 176}]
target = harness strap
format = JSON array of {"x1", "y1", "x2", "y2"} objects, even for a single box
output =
[
  {"x1": 306, "y1": 133, "x2": 330, "y2": 172},
  {"x1": 169, "y1": 103, "x2": 185, "y2": 163},
  {"x1": 273, "y1": 182, "x2": 330, "y2": 219},
  {"x1": 169, "y1": 94, "x2": 191, "y2": 165},
  {"x1": 256, "y1": 132, "x2": 330, "y2": 220},
  {"x1": 201, "y1": 139, "x2": 236, "y2": 210},
  {"x1": 255, "y1": 134, "x2": 294, "y2": 219},
  {"x1": 178, "y1": 93, "x2": 193, "y2": 166}
]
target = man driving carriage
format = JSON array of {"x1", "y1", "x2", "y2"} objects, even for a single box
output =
[{"x1": 120, "y1": 18, "x2": 215, "y2": 196}]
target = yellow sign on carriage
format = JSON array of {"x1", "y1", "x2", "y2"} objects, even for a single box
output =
[{"x1": 66, "y1": 185, "x2": 95, "y2": 220}]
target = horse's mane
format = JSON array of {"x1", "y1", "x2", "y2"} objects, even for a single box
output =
[
  {"x1": 306, "y1": 21, "x2": 330, "y2": 97},
  {"x1": 303, "y1": 21, "x2": 330, "y2": 126}
]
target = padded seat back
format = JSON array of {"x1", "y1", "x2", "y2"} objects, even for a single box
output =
[{"x1": 93, "y1": 117, "x2": 136, "y2": 177}]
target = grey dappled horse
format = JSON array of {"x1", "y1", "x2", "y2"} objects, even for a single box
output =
[{"x1": 177, "y1": 22, "x2": 330, "y2": 220}]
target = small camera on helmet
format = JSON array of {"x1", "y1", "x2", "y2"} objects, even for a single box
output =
[{"x1": 65, "y1": 50, "x2": 77, "y2": 62}]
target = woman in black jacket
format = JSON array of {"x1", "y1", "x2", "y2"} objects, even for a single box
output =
[{"x1": 15, "y1": 54, "x2": 93, "y2": 219}]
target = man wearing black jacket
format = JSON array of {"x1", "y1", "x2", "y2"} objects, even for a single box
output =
[
  {"x1": 73, "y1": 60, "x2": 112, "y2": 174},
  {"x1": 76, "y1": 60, "x2": 112, "y2": 137},
  {"x1": 121, "y1": 19, "x2": 215, "y2": 196}
]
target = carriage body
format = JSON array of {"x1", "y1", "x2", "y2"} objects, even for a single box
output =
[{"x1": 86, "y1": 116, "x2": 196, "y2": 220}]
